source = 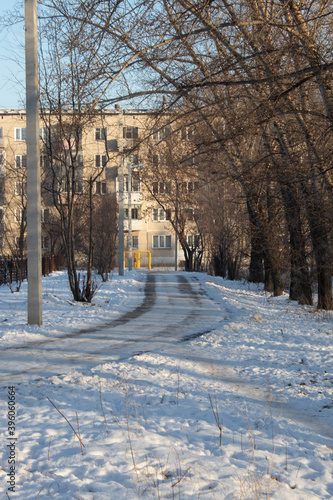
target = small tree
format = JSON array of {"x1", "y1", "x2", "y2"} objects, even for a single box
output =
[
  {"x1": 141, "y1": 116, "x2": 205, "y2": 272},
  {"x1": 92, "y1": 194, "x2": 118, "y2": 281},
  {"x1": 1, "y1": 148, "x2": 27, "y2": 291},
  {"x1": 39, "y1": 18, "x2": 113, "y2": 302}
]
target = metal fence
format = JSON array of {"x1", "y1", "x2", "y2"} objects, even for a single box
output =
[
  {"x1": 42, "y1": 254, "x2": 65, "y2": 276},
  {"x1": 0, "y1": 254, "x2": 64, "y2": 286}
]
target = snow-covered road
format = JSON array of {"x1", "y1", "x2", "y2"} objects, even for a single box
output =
[{"x1": 0, "y1": 272, "x2": 225, "y2": 384}]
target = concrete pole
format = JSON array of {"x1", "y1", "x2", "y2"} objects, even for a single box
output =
[
  {"x1": 25, "y1": 0, "x2": 42, "y2": 325},
  {"x1": 127, "y1": 162, "x2": 132, "y2": 271},
  {"x1": 175, "y1": 233, "x2": 178, "y2": 271},
  {"x1": 118, "y1": 108, "x2": 124, "y2": 276},
  {"x1": 175, "y1": 181, "x2": 178, "y2": 272}
]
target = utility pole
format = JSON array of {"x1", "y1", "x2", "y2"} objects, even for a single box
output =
[
  {"x1": 25, "y1": 0, "x2": 42, "y2": 325},
  {"x1": 117, "y1": 106, "x2": 124, "y2": 276},
  {"x1": 175, "y1": 181, "x2": 178, "y2": 272},
  {"x1": 127, "y1": 161, "x2": 133, "y2": 271},
  {"x1": 175, "y1": 234, "x2": 178, "y2": 271}
]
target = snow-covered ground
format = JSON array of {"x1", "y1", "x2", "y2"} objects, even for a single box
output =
[{"x1": 0, "y1": 270, "x2": 332, "y2": 499}]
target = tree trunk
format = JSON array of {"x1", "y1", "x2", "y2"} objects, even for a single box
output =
[
  {"x1": 280, "y1": 184, "x2": 313, "y2": 305},
  {"x1": 213, "y1": 241, "x2": 227, "y2": 278},
  {"x1": 311, "y1": 222, "x2": 333, "y2": 310},
  {"x1": 298, "y1": 178, "x2": 333, "y2": 310},
  {"x1": 247, "y1": 200, "x2": 264, "y2": 283},
  {"x1": 84, "y1": 180, "x2": 94, "y2": 303}
]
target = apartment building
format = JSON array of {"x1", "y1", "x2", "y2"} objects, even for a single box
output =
[{"x1": 0, "y1": 107, "x2": 201, "y2": 269}]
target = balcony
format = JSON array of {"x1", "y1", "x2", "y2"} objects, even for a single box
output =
[
  {"x1": 123, "y1": 138, "x2": 140, "y2": 151},
  {"x1": 121, "y1": 192, "x2": 142, "y2": 204},
  {"x1": 124, "y1": 219, "x2": 142, "y2": 231}
]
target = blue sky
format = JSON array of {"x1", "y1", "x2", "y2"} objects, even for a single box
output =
[
  {"x1": 0, "y1": 2, "x2": 146, "y2": 110},
  {"x1": 0, "y1": 1, "x2": 25, "y2": 108}
]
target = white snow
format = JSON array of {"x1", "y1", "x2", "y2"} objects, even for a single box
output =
[{"x1": 0, "y1": 270, "x2": 332, "y2": 499}]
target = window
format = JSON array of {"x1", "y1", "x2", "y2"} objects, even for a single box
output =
[
  {"x1": 40, "y1": 155, "x2": 51, "y2": 169},
  {"x1": 60, "y1": 180, "x2": 68, "y2": 193},
  {"x1": 0, "y1": 150, "x2": 6, "y2": 168},
  {"x1": 153, "y1": 234, "x2": 172, "y2": 249},
  {"x1": 152, "y1": 208, "x2": 160, "y2": 221},
  {"x1": 40, "y1": 127, "x2": 50, "y2": 142},
  {"x1": 95, "y1": 154, "x2": 107, "y2": 168},
  {"x1": 0, "y1": 127, "x2": 3, "y2": 138},
  {"x1": 132, "y1": 235, "x2": 139, "y2": 249},
  {"x1": 181, "y1": 126, "x2": 194, "y2": 140},
  {"x1": 14, "y1": 127, "x2": 26, "y2": 141},
  {"x1": 96, "y1": 181, "x2": 107, "y2": 195},
  {"x1": 125, "y1": 235, "x2": 139, "y2": 249},
  {"x1": 76, "y1": 154, "x2": 84, "y2": 168},
  {"x1": 153, "y1": 154, "x2": 159, "y2": 167},
  {"x1": 95, "y1": 127, "x2": 107, "y2": 140},
  {"x1": 123, "y1": 127, "x2": 138, "y2": 139},
  {"x1": 124, "y1": 206, "x2": 141, "y2": 219},
  {"x1": 15, "y1": 181, "x2": 26, "y2": 196},
  {"x1": 152, "y1": 182, "x2": 170, "y2": 195},
  {"x1": 59, "y1": 180, "x2": 83, "y2": 194},
  {"x1": 14, "y1": 209, "x2": 26, "y2": 223},
  {"x1": 43, "y1": 181, "x2": 53, "y2": 193},
  {"x1": 125, "y1": 154, "x2": 139, "y2": 166},
  {"x1": 124, "y1": 175, "x2": 141, "y2": 192},
  {"x1": 152, "y1": 208, "x2": 171, "y2": 222},
  {"x1": 152, "y1": 126, "x2": 171, "y2": 141},
  {"x1": 183, "y1": 208, "x2": 194, "y2": 220},
  {"x1": 62, "y1": 129, "x2": 82, "y2": 151},
  {"x1": 74, "y1": 181, "x2": 83, "y2": 194},
  {"x1": 187, "y1": 234, "x2": 200, "y2": 247},
  {"x1": 15, "y1": 236, "x2": 27, "y2": 249},
  {"x1": 15, "y1": 155, "x2": 27, "y2": 169},
  {"x1": 181, "y1": 181, "x2": 198, "y2": 193},
  {"x1": 41, "y1": 208, "x2": 50, "y2": 223},
  {"x1": 42, "y1": 236, "x2": 50, "y2": 250},
  {"x1": 131, "y1": 175, "x2": 141, "y2": 192},
  {"x1": 131, "y1": 208, "x2": 139, "y2": 219}
]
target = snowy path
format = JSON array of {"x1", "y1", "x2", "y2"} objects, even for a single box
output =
[
  {"x1": 0, "y1": 272, "x2": 225, "y2": 384},
  {"x1": 1, "y1": 271, "x2": 331, "y2": 443},
  {"x1": 0, "y1": 271, "x2": 332, "y2": 499}
]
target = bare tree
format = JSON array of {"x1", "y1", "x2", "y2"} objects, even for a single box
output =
[
  {"x1": 0, "y1": 147, "x2": 27, "y2": 291},
  {"x1": 37, "y1": 0, "x2": 333, "y2": 308},
  {"x1": 92, "y1": 194, "x2": 118, "y2": 281},
  {"x1": 38, "y1": 15, "x2": 116, "y2": 302},
  {"x1": 140, "y1": 115, "x2": 206, "y2": 271}
]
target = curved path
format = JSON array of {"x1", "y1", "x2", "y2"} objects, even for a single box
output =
[
  {"x1": 1, "y1": 272, "x2": 332, "y2": 440},
  {"x1": 0, "y1": 272, "x2": 225, "y2": 384}
]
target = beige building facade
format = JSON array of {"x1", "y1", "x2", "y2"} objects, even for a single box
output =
[{"x1": 0, "y1": 107, "x2": 193, "y2": 269}]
